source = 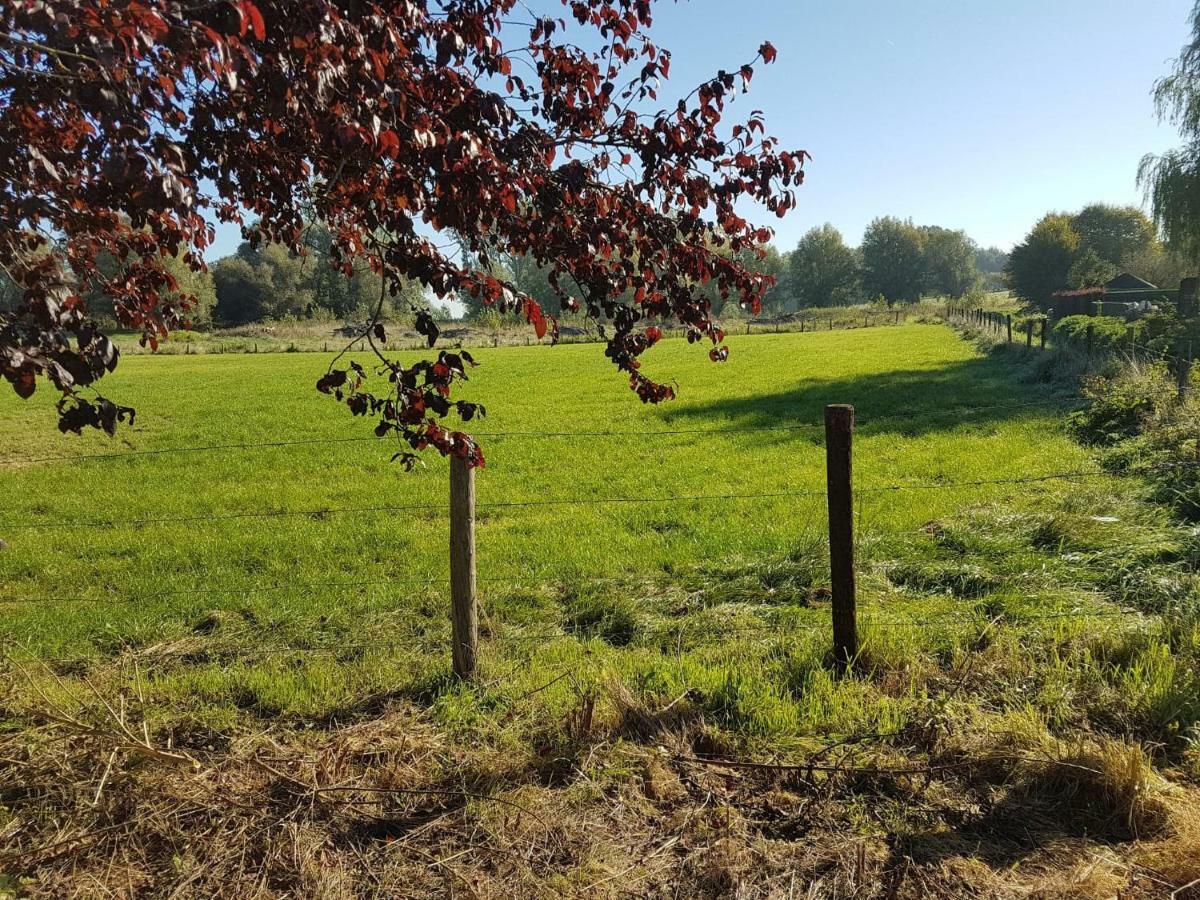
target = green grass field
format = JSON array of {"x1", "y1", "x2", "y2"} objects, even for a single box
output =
[
  {"x1": 1, "y1": 323, "x2": 1102, "y2": 657},
  {"x1": 4, "y1": 323, "x2": 1200, "y2": 895}
]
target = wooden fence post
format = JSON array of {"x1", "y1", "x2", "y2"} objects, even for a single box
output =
[
  {"x1": 824, "y1": 404, "x2": 857, "y2": 675},
  {"x1": 449, "y1": 455, "x2": 478, "y2": 680},
  {"x1": 1180, "y1": 277, "x2": 1197, "y2": 319},
  {"x1": 1179, "y1": 340, "x2": 1193, "y2": 401},
  {"x1": 1039, "y1": 319, "x2": 1047, "y2": 350},
  {"x1": 1025, "y1": 320, "x2": 1032, "y2": 349},
  {"x1": 1006, "y1": 314, "x2": 1013, "y2": 343}
]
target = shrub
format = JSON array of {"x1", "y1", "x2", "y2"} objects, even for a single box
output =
[
  {"x1": 1068, "y1": 363, "x2": 1176, "y2": 447},
  {"x1": 1053, "y1": 314, "x2": 1131, "y2": 352}
]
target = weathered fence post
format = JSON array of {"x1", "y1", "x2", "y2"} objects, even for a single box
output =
[
  {"x1": 1006, "y1": 314, "x2": 1013, "y2": 343},
  {"x1": 1039, "y1": 319, "x2": 1047, "y2": 350},
  {"x1": 1180, "y1": 277, "x2": 1198, "y2": 319},
  {"x1": 1025, "y1": 320, "x2": 1032, "y2": 349},
  {"x1": 449, "y1": 455, "x2": 478, "y2": 681},
  {"x1": 1179, "y1": 340, "x2": 1193, "y2": 401},
  {"x1": 824, "y1": 404, "x2": 857, "y2": 675}
]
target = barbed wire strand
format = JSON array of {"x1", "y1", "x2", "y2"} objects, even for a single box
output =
[
  {"x1": 2, "y1": 605, "x2": 1154, "y2": 668},
  {"x1": 0, "y1": 467, "x2": 1137, "y2": 533},
  {"x1": 15, "y1": 396, "x2": 1088, "y2": 466}
]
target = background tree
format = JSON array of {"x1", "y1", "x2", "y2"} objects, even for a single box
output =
[
  {"x1": 786, "y1": 224, "x2": 860, "y2": 308},
  {"x1": 1140, "y1": 1, "x2": 1200, "y2": 263},
  {"x1": 300, "y1": 224, "x2": 386, "y2": 320},
  {"x1": 755, "y1": 244, "x2": 788, "y2": 315},
  {"x1": 974, "y1": 246, "x2": 1009, "y2": 275},
  {"x1": 974, "y1": 245, "x2": 1010, "y2": 291},
  {"x1": 1070, "y1": 204, "x2": 1156, "y2": 266},
  {"x1": 163, "y1": 255, "x2": 217, "y2": 329},
  {"x1": 692, "y1": 239, "x2": 784, "y2": 317},
  {"x1": 212, "y1": 254, "x2": 276, "y2": 325},
  {"x1": 506, "y1": 254, "x2": 561, "y2": 318},
  {"x1": 1122, "y1": 243, "x2": 1190, "y2": 288},
  {"x1": 1067, "y1": 248, "x2": 1117, "y2": 289},
  {"x1": 920, "y1": 226, "x2": 978, "y2": 298},
  {"x1": 1006, "y1": 213, "x2": 1081, "y2": 307},
  {"x1": 210, "y1": 226, "x2": 426, "y2": 324},
  {"x1": 0, "y1": 2, "x2": 804, "y2": 456},
  {"x1": 860, "y1": 217, "x2": 926, "y2": 305}
]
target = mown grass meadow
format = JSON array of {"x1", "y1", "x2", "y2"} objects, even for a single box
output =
[{"x1": 2, "y1": 322, "x2": 1199, "y2": 896}]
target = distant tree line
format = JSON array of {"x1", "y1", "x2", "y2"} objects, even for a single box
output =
[
  {"x1": 1005, "y1": 203, "x2": 1189, "y2": 308},
  {"x1": 25, "y1": 206, "x2": 1176, "y2": 331},
  {"x1": 782, "y1": 218, "x2": 1001, "y2": 310}
]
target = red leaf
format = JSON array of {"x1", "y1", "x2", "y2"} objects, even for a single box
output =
[
  {"x1": 759, "y1": 41, "x2": 777, "y2": 63},
  {"x1": 524, "y1": 299, "x2": 547, "y2": 339},
  {"x1": 243, "y1": 1, "x2": 266, "y2": 40}
]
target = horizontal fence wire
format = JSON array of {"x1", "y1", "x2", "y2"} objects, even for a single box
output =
[
  {"x1": 0, "y1": 571, "x2": 667, "y2": 607},
  {"x1": 6, "y1": 521, "x2": 1191, "y2": 608},
  {"x1": 14, "y1": 395, "x2": 1088, "y2": 466},
  {"x1": 3, "y1": 606, "x2": 1154, "y2": 669},
  {"x1": 6, "y1": 462, "x2": 1166, "y2": 533}
]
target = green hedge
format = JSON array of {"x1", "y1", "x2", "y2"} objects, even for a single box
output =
[{"x1": 1053, "y1": 315, "x2": 1132, "y2": 351}]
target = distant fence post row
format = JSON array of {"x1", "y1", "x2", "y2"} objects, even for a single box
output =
[
  {"x1": 740, "y1": 308, "x2": 905, "y2": 337},
  {"x1": 445, "y1": 406, "x2": 864, "y2": 681},
  {"x1": 945, "y1": 304, "x2": 1047, "y2": 350},
  {"x1": 946, "y1": 299, "x2": 1196, "y2": 403}
]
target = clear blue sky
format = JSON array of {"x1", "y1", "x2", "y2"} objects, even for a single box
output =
[
  {"x1": 206, "y1": 0, "x2": 1193, "y2": 258},
  {"x1": 647, "y1": 0, "x2": 1193, "y2": 252}
]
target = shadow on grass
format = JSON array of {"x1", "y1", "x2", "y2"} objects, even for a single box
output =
[{"x1": 658, "y1": 351, "x2": 1075, "y2": 440}]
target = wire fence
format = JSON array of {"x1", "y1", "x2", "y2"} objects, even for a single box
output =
[
  {"x1": 3, "y1": 320, "x2": 1195, "y2": 681},
  {"x1": 15, "y1": 395, "x2": 1088, "y2": 466},
  {"x1": 6, "y1": 603, "x2": 1153, "y2": 671},
  {"x1": 0, "y1": 469, "x2": 1120, "y2": 533}
]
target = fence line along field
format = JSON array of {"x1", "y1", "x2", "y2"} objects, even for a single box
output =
[
  {"x1": 5, "y1": 320, "x2": 1200, "y2": 895},
  {"x1": 2, "y1": 323, "x2": 1094, "y2": 656}
]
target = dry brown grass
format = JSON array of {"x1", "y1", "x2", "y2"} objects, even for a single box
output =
[{"x1": 3, "y1": 676, "x2": 1200, "y2": 899}]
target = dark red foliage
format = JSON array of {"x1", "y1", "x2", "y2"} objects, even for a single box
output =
[{"x1": 0, "y1": 0, "x2": 805, "y2": 464}]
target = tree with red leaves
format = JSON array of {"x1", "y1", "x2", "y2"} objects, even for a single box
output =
[{"x1": 0, "y1": 0, "x2": 805, "y2": 467}]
